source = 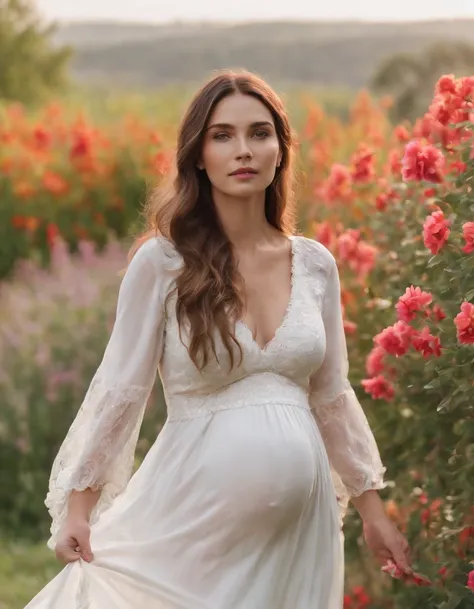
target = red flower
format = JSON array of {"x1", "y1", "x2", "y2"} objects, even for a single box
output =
[
  {"x1": 362, "y1": 375, "x2": 395, "y2": 400},
  {"x1": 366, "y1": 346, "x2": 386, "y2": 376},
  {"x1": 375, "y1": 321, "x2": 413, "y2": 356},
  {"x1": 411, "y1": 327, "x2": 442, "y2": 358},
  {"x1": 343, "y1": 594, "x2": 353, "y2": 608},
  {"x1": 396, "y1": 286, "x2": 433, "y2": 322},
  {"x1": 423, "y1": 210, "x2": 450, "y2": 254},
  {"x1": 46, "y1": 222, "x2": 60, "y2": 249},
  {"x1": 454, "y1": 302, "x2": 474, "y2": 344},
  {"x1": 70, "y1": 129, "x2": 93, "y2": 160},
  {"x1": 462, "y1": 222, "x2": 474, "y2": 254},
  {"x1": 431, "y1": 304, "x2": 447, "y2": 322},
  {"x1": 375, "y1": 192, "x2": 388, "y2": 211},
  {"x1": 402, "y1": 140, "x2": 445, "y2": 183},
  {"x1": 352, "y1": 585, "x2": 371, "y2": 607},
  {"x1": 32, "y1": 126, "x2": 52, "y2": 151},
  {"x1": 448, "y1": 160, "x2": 467, "y2": 175}
]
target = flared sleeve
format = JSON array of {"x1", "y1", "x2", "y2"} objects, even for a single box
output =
[
  {"x1": 308, "y1": 252, "x2": 386, "y2": 512},
  {"x1": 45, "y1": 238, "x2": 168, "y2": 549}
]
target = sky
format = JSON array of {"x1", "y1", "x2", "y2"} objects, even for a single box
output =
[{"x1": 36, "y1": 0, "x2": 474, "y2": 24}]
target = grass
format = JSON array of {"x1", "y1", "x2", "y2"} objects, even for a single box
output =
[{"x1": 0, "y1": 540, "x2": 60, "y2": 609}]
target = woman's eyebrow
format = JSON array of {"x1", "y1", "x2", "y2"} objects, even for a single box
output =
[{"x1": 206, "y1": 121, "x2": 274, "y2": 131}]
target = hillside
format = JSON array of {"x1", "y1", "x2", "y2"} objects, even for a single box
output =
[{"x1": 54, "y1": 19, "x2": 474, "y2": 89}]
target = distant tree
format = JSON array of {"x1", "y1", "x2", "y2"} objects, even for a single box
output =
[
  {"x1": 371, "y1": 41, "x2": 474, "y2": 122},
  {"x1": 0, "y1": 0, "x2": 72, "y2": 105}
]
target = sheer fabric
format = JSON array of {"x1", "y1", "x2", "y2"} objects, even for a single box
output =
[
  {"x1": 308, "y1": 255, "x2": 386, "y2": 512},
  {"x1": 45, "y1": 240, "x2": 168, "y2": 549}
]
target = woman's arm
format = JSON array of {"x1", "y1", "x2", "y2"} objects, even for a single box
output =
[
  {"x1": 46, "y1": 238, "x2": 168, "y2": 551},
  {"x1": 308, "y1": 254, "x2": 386, "y2": 505},
  {"x1": 308, "y1": 250, "x2": 412, "y2": 573}
]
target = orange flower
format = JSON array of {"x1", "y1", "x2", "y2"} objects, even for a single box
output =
[
  {"x1": 12, "y1": 215, "x2": 40, "y2": 232},
  {"x1": 13, "y1": 180, "x2": 35, "y2": 199},
  {"x1": 42, "y1": 170, "x2": 69, "y2": 196},
  {"x1": 394, "y1": 125, "x2": 411, "y2": 142}
]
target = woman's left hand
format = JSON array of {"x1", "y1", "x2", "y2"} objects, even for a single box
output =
[{"x1": 362, "y1": 516, "x2": 413, "y2": 575}]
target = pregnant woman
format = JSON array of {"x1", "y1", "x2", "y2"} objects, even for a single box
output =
[{"x1": 25, "y1": 69, "x2": 411, "y2": 609}]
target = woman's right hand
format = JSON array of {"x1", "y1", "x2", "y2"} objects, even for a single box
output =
[{"x1": 55, "y1": 518, "x2": 94, "y2": 564}]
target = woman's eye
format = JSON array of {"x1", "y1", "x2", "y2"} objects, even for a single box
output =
[
  {"x1": 254, "y1": 130, "x2": 269, "y2": 139},
  {"x1": 213, "y1": 132, "x2": 230, "y2": 141}
]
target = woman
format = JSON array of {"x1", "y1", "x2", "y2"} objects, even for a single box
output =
[{"x1": 25, "y1": 69, "x2": 411, "y2": 609}]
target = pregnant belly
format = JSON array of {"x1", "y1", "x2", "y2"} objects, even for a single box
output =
[{"x1": 198, "y1": 402, "x2": 318, "y2": 530}]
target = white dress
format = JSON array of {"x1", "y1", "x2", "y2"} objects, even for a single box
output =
[{"x1": 25, "y1": 235, "x2": 386, "y2": 609}]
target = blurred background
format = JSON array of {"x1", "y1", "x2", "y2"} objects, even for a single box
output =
[{"x1": 1, "y1": 1, "x2": 473, "y2": 608}]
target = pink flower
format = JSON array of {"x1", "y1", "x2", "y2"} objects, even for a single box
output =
[
  {"x1": 436, "y1": 74, "x2": 457, "y2": 95},
  {"x1": 411, "y1": 327, "x2": 442, "y2": 358},
  {"x1": 396, "y1": 286, "x2": 433, "y2": 322},
  {"x1": 454, "y1": 302, "x2": 474, "y2": 344},
  {"x1": 458, "y1": 76, "x2": 474, "y2": 99},
  {"x1": 423, "y1": 210, "x2": 450, "y2": 254},
  {"x1": 351, "y1": 144, "x2": 376, "y2": 183},
  {"x1": 394, "y1": 125, "x2": 411, "y2": 142},
  {"x1": 462, "y1": 222, "x2": 474, "y2": 254},
  {"x1": 362, "y1": 375, "x2": 395, "y2": 401},
  {"x1": 366, "y1": 347, "x2": 386, "y2": 377},
  {"x1": 375, "y1": 321, "x2": 413, "y2": 356},
  {"x1": 402, "y1": 140, "x2": 445, "y2": 183},
  {"x1": 467, "y1": 570, "x2": 474, "y2": 592}
]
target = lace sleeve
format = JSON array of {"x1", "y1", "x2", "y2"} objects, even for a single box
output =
[
  {"x1": 45, "y1": 239, "x2": 168, "y2": 549},
  {"x1": 308, "y1": 254, "x2": 386, "y2": 512}
]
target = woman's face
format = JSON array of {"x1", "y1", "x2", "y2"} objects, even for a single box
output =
[{"x1": 199, "y1": 93, "x2": 282, "y2": 198}]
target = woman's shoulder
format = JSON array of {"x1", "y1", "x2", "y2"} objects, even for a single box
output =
[
  {"x1": 293, "y1": 234, "x2": 335, "y2": 275},
  {"x1": 131, "y1": 235, "x2": 183, "y2": 275}
]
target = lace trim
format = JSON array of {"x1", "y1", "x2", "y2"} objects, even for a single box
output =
[
  {"x1": 45, "y1": 375, "x2": 150, "y2": 549},
  {"x1": 310, "y1": 385, "x2": 387, "y2": 499}
]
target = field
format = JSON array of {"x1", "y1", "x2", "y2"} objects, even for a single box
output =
[{"x1": 0, "y1": 77, "x2": 473, "y2": 609}]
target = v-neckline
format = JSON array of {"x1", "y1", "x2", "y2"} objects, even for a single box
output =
[{"x1": 238, "y1": 236, "x2": 297, "y2": 354}]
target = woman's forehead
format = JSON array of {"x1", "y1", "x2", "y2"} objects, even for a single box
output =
[{"x1": 208, "y1": 94, "x2": 274, "y2": 127}]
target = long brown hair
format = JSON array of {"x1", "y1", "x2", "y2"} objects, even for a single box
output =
[{"x1": 130, "y1": 69, "x2": 297, "y2": 371}]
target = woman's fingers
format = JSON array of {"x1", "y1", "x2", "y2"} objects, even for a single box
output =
[
  {"x1": 55, "y1": 538, "x2": 81, "y2": 564},
  {"x1": 75, "y1": 528, "x2": 94, "y2": 562}
]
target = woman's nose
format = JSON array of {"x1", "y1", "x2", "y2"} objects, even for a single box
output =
[{"x1": 235, "y1": 137, "x2": 253, "y2": 160}]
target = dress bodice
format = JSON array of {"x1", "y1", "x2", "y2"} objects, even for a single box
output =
[{"x1": 157, "y1": 236, "x2": 332, "y2": 420}]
